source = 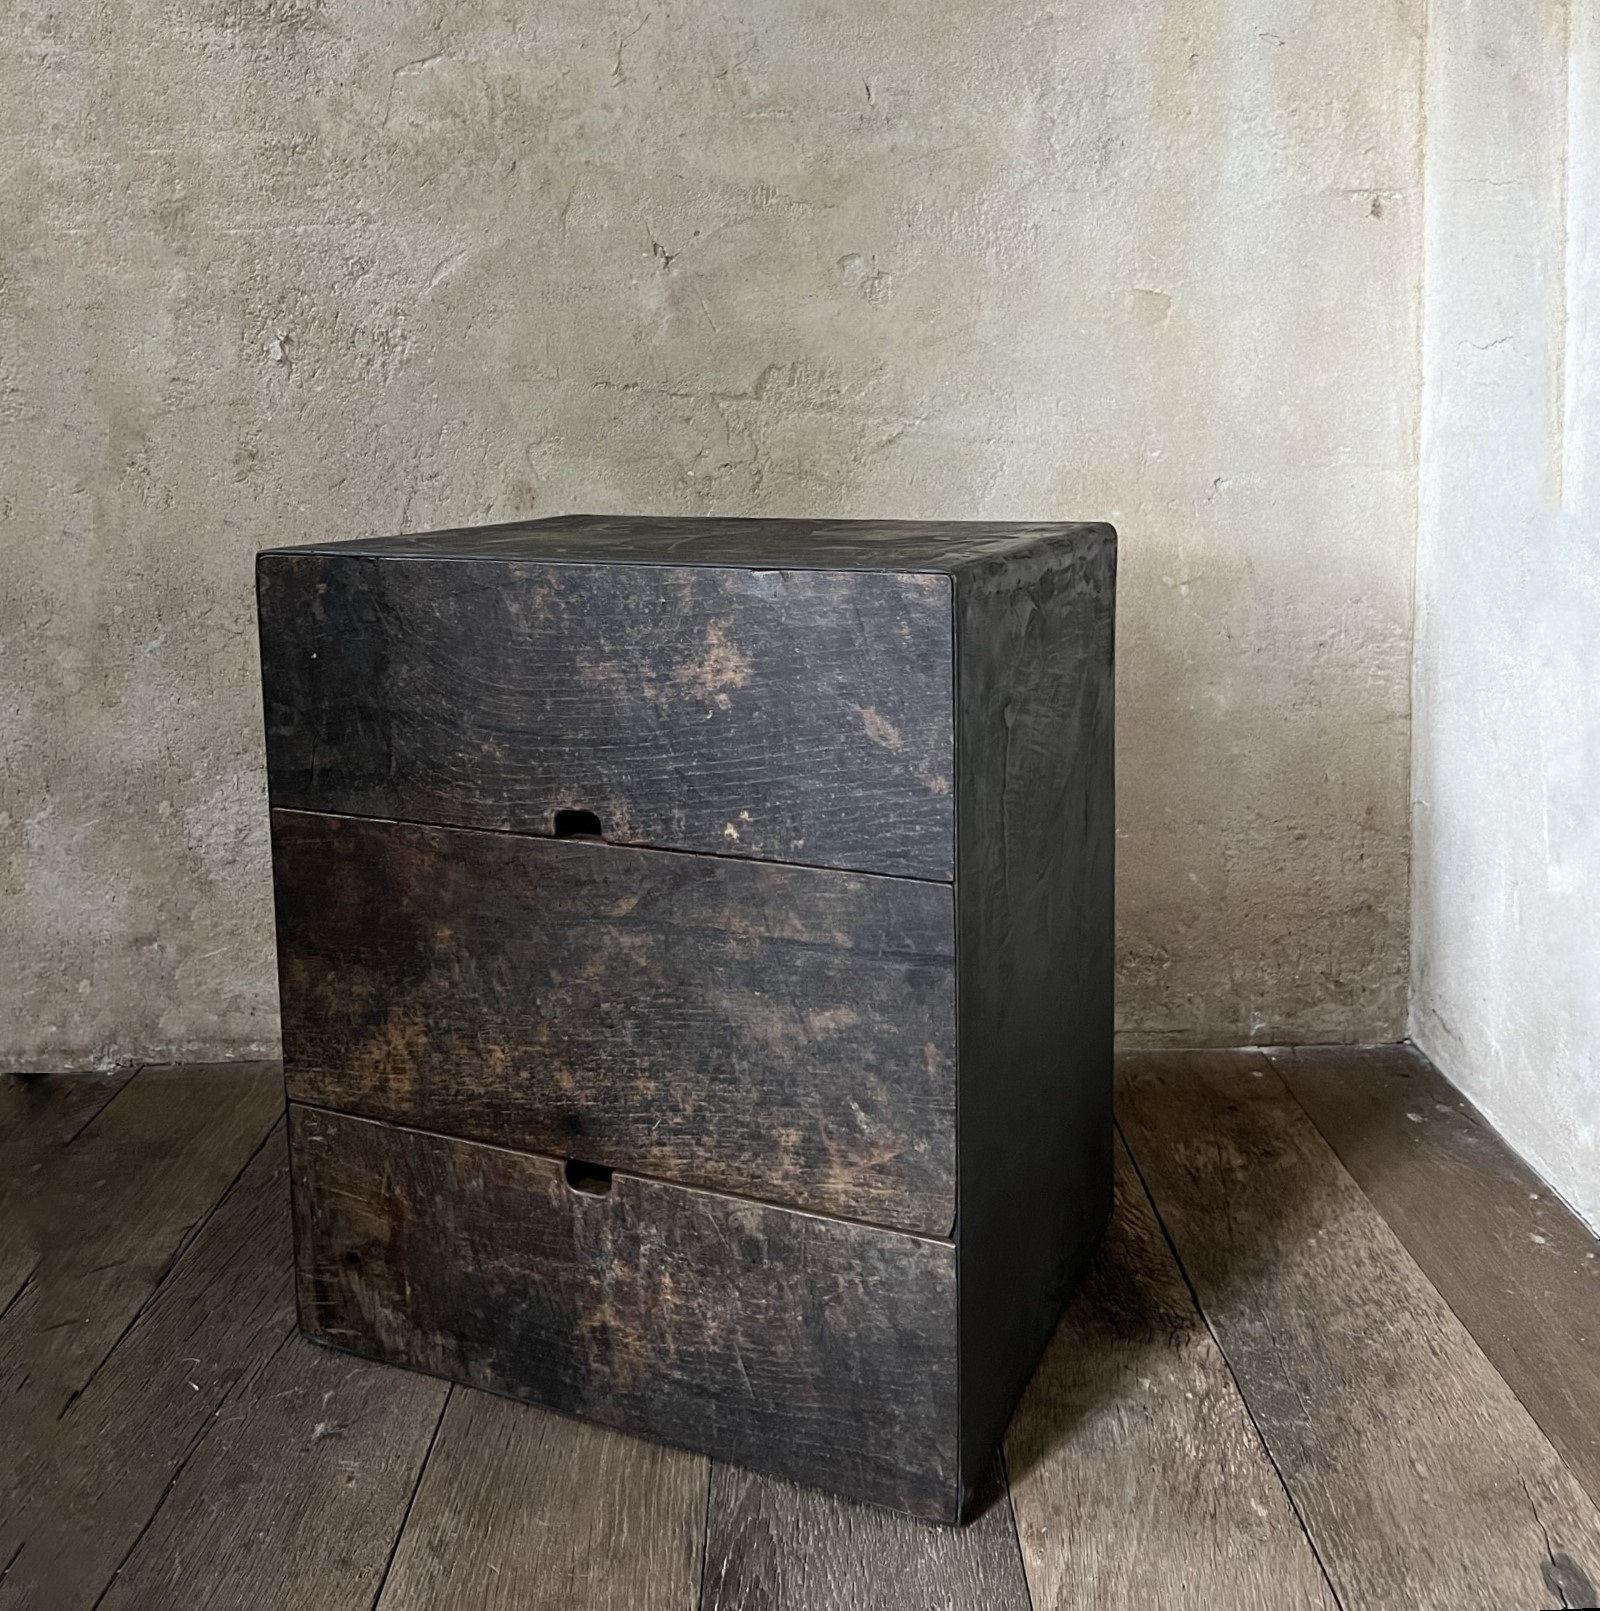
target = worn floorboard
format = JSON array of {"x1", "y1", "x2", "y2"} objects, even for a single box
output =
[
  {"x1": 6, "y1": 1052, "x2": 1600, "y2": 1610},
  {"x1": 700, "y1": 1461, "x2": 1029, "y2": 1611},
  {"x1": 1118, "y1": 1049, "x2": 1600, "y2": 1611},
  {"x1": 0, "y1": 1126, "x2": 293, "y2": 1609},
  {"x1": 0, "y1": 1062, "x2": 281, "y2": 1445},
  {"x1": 376, "y1": 1387, "x2": 708, "y2": 1611},
  {"x1": 94, "y1": 1333, "x2": 448, "y2": 1611},
  {"x1": 1006, "y1": 1136, "x2": 1337, "y2": 1611},
  {"x1": 0, "y1": 1068, "x2": 133, "y2": 1181},
  {"x1": 0, "y1": 1068, "x2": 133, "y2": 1311},
  {"x1": 1270, "y1": 1043, "x2": 1600, "y2": 1514}
]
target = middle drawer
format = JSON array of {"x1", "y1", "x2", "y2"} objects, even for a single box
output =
[{"x1": 271, "y1": 809, "x2": 956, "y2": 1236}]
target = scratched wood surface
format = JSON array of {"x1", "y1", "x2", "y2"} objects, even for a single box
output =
[
  {"x1": 1118, "y1": 1050, "x2": 1600, "y2": 1611},
  {"x1": 94, "y1": 1335, "x2": 448, "y2": 1611},
  {"x1": 260, "y1": 517, "x2": 1120, "y2": 1513},
  {"x1": 9, "y1": 1054, "x2": 1600, "y2": 1609},
  {"x1": 1271, "y1": 1043, "x2": 1600, "y2": 1513},
  {"x1": 290, "y1": 1104, "x2": 962, "y2": 1521},
  {"x1": 0, "y1": 1069, "x2": 131, "y2": 1197},
  {"x1": 0, "y1": 1129, "x2": 293, "y2": 1609},
  {"x1": 1006, "y1": 1138, "x2": 1337, "y2": 1610},
  {"x1": 257, "y1": 549, "x2": 957, "y2": 878},
  {"x1": 0, "y1": 1068, "x2": 131, "y2": 1315},
  {"x1": 274, "y1": 809, "x2": 957, "y2": 1236},
  {"x1": 0, "y1": 1063, "x2": 281, "y2": 1447},
  {"x1": 700, "y1": 1462, "x2": 1030, "y2": 1611},
  {"x1": 376, "y1": 1388, "x2": 708, "y2": 1611}
]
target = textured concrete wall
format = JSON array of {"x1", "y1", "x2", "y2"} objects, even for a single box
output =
[
  {"x1": 1414, "y1": 0, "x2": 1600, "y2": 1229},
  {"x1": 1, "y1": 1, "x2": 1420, "y2": 1069}
]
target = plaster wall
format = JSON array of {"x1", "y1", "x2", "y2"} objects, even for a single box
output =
[
  {"x1": 1, "y1": 1, "x2": 1420, "y2": 1068},
  {"x1": 1413, "y1": 0, "x2": 1600, "y2": 1229}
]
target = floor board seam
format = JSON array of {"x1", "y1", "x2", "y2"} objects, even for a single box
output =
[
  {"x1": 85, "y1": 1319, "x2": 299, "y2": 1610},
  {"x1": 1266, "y1": 1049, "x2": 1600, "y2": 1525},
  {"x1": 693, "y1": 1459, "x2": 715, "y2": 1610},
  {"x1": 20, "y1": 1045, "x2": 1597, "y2": 1607},
  {"x1": 997, "y1": 1440, "x2": 1037, "y2": 1611},
  {"x1": 1114, "y1": 1103, "x2": 1350, "y2": 1611},
  {"x1": 366, "y1": 1382, "x2": 454, "y2": 1611},
  {"x1": 60, "y1": 1065, "x2": 146, "y2": 1151},
  {"x1": 0, "y1": 1263, "x2": 40, "y2": 1327},
  {"x1": 56, "y1": 1116, "x2": 285, "y2": 1424}
]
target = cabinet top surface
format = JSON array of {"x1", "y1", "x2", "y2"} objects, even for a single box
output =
[{"x1": 259, "y1": 514, "x2": 1112, "y2": 574}]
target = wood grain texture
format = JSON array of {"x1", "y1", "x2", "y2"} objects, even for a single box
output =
[
  {"x1": 700, "y1": 1462, "x2": 1029, "y2": 1611},
  {"x1": 1270, "y1": 1043, "x2": 1600, "y2": 1514},
  {"x1": 260, "y1": 515, "x2": 1119, "y2": 1524},
  {"x1": 0, "y1": 1063, "x2": 281, "y2": 1443},
  {"x1": 0, "y1": 1069, "x2": 131, "y2": 1182},
  {"x1": 274, "y1": 810, "x2": 956, "y2": 1236},
  {"x1": 376, "y1": 1387, "x2": 708, "y2": 1611},
  {"x1": 0, "y1": 1069, "x2": 131, "y2": 1312},
  {"x1": 0, "y1": 1126, "x2": 294, "y2": 1610},
  {"x1": 14, "y1": 1048, "x2": 1600, "y2": 1606},
  {"x1": 94, "y1": 1336, "x2": 447, "y2": 1611},
  {"x1": 291, "y1": 1105, "x2": 961, "y2": 1521},
  {"x1": 1118, "y1": 1049, "x2": 1600, "y2": 1611},
  {"x1": 274, "y1": 514, "x2": 1112, "y2": 574},
  {"x1": 257, "y1": 550, "x2": 956, "y2": 878},
  {"x1": 954, "y1": 526, "x2": 1117, "y2": 1502},
  {"x1": 1006, "y1": 1137, "x2": 1337, "y2": 1611}
]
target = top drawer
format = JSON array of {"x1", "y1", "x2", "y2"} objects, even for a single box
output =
[{"x1": 256, "y1": 551, "x2": 954, "y2": 879}]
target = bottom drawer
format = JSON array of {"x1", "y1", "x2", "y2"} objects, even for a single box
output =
[{"x1": 289, "y1": 1106, "x2": 961, "y2": 1521}]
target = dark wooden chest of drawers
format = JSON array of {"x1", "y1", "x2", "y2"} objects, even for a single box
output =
[{"x1": 257, "y1": 515, "x2": 1116, "y2": 1524}]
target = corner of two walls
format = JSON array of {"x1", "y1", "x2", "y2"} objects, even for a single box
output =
[{"x1": 1413, "y1": 0, "x2": 1600, "y2": 1230}]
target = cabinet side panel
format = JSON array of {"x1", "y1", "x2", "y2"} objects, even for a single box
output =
[{"x1": 955, "y1": 528, "x2": 1116, "y2": 1500}]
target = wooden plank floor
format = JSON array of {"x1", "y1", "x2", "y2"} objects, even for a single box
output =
[{"x1": 0, "y1": 1049, "x2": 1596, "y2": 1611}]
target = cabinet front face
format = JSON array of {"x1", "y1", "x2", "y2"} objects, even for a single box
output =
[
  {"x1": 257, "y1": 554, "x2": 956, "y2": 880},
  {"x1": 273, "y1": 810, "x2": 957, "y2": 1237},
  {"x1": 291, "y1": 1106, "x2": 961, "y2": 1522},
  {"x1": 259, "y1": 520, "x2": 1114, "y2": 1526}
]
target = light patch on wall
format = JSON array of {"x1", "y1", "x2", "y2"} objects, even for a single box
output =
[{"x1": 184, "y1": 771, "x2": 270, "y2": 887}]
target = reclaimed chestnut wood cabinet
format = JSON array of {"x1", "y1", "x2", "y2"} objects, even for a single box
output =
[{"x1": 256, "y1": 515, "x2": 1115, "y2": 1524}]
